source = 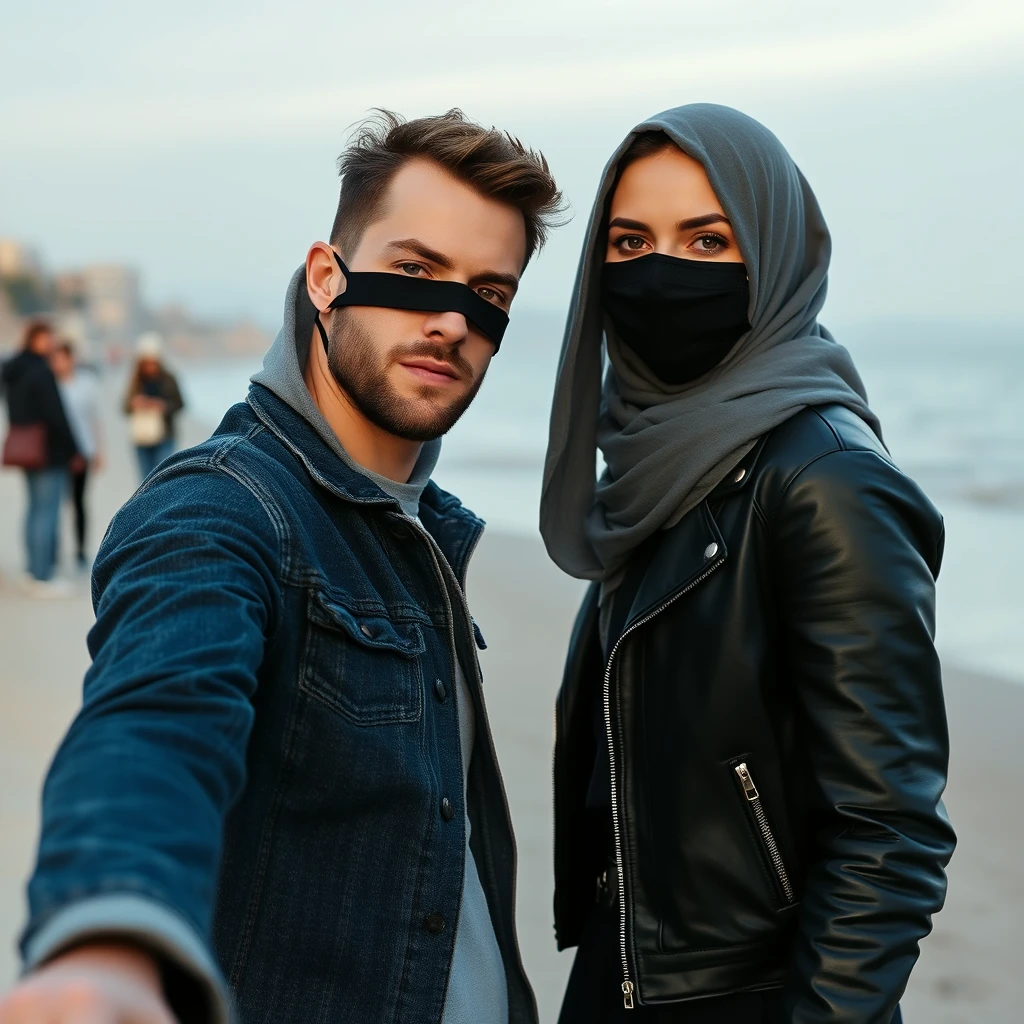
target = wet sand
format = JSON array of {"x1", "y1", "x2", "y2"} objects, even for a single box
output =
[{"x1": 0, "y1": 395, "x2": 1020, "y2": 1021}]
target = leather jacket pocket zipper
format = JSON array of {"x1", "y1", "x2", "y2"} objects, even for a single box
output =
[{"x1": 733, "y1": 762, "x2": 796, "y2": 905}]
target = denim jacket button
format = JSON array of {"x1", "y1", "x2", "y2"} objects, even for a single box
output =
[
  {"x1": 359, "y1": 623, "x2": 374, "y2": 638},
  {"x1": 440, "y1": 797, "x2": 455, "y2": 822},
  {"x1": 434, "y1": 678, "x2": 448, "y2": 703},
  {"x1": 424, "y1": 913, "x2": 446, "y2": 935}
]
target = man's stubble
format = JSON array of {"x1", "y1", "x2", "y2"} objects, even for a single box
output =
[{"x1": 326, "y1": 308, "x2": 486, "y2": 443}]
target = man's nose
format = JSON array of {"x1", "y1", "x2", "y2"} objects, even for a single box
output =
[{"x1": 422, "y1": 309, "x2": 470, "y2": 343}]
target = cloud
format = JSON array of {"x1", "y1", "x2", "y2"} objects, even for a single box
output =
[{"x1": 3, "y1": 0, "x2": 1022, "y2": 149}]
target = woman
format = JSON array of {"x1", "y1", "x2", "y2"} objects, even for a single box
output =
[
  {"x1": 542, "y1": 105, "x2": 954, "y2": 1024},
  {"x1": 123, "y1": 333, "x2": 183, "y2": 480},
  {"x1": 1, "y1": 320, "x2": 78, "y2": 595},
  {"x1": 51, "y1": 339, "x2": 103, "y2": 568}
]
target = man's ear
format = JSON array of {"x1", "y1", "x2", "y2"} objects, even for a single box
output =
[{"x1": 305, "y1": 242, "x2": 347, "y2": 312}]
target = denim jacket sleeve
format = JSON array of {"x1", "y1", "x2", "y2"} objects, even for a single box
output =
[{"x1": 20, "y1": 453, "x2": 283, "y2": 1023}]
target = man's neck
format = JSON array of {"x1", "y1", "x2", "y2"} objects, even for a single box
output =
[{"x1": 303, "y1": 326, "x2": 422, "y2": 483}]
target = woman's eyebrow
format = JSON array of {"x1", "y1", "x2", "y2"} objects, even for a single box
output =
[
  {"x1": 608, "y1": 217, "x2": 651, "y2": 232},
  {"x1": 678, "y1": 213, "x2": 731, "y2": 230}
]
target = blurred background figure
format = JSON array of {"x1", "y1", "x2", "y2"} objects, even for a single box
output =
[
  {"x1": 50, "y1": 340, "x2": 102, "y2": 570},
  {"x1": 123, "y1": 333, "x2": 183, "y2": 481},
  {"x1": 0, "y1": 321, "x2": 78, "y2": 596}
]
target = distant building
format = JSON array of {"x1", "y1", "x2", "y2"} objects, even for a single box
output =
[
  {"x1": 0, "y1": 240, "x2": 270, "y2": 360},
  {"x1": 80, "y1": 265, "x2": 142, "y2": 350},
  {"x1": 0, "y1": 239, "x2": 43, "y2": 279},
  {"x1": 0, "y1": 239, "x2": 51, "y2": 329}
]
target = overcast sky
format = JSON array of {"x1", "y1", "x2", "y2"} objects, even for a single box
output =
[{"x1": 2, "y1": 0, "x2": 1022, "y2": 331}]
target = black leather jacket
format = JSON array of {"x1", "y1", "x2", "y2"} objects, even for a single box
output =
[{"x1": 553, "y1": 405, "x2": 955, "y2": 1023}]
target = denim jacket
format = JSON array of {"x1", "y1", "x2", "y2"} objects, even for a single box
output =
[{"x1": 21, "y1": 384, "x2": 536, "y2": 1024}]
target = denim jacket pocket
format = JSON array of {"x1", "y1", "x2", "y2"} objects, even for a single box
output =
[{"x1": 300, "y1": 588, "x2": 425, "y2": 726}]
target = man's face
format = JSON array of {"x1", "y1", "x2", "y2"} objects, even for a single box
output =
[{"x1": 323, "y1": 158, "x2": 526, "y2": 442}]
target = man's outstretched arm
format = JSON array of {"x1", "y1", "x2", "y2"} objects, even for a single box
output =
[{"x1": 2, "y1": 459, "x2": 282, "y2": 1023}]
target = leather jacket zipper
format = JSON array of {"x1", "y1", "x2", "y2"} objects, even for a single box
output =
[
  {"x1": 733, "y1": 762, "x2": 795, "y2": 904},
  {"x1": 603, "y1": 552, "x2": 725, "y2": 1009}
]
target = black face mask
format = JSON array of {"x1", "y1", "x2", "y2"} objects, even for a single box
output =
[
  {"x1": 601, "y1": 253, "x2": 750, "y2": 385},
  {"x1": 315, "y1": 250, "x2": 509, "y2": 351}
]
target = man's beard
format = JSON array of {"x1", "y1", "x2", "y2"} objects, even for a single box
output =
[{"x1": 325, "y1": 309, "x2": 485, "y2": 443}]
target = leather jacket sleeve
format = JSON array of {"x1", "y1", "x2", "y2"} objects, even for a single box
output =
[{"x1": 771, "y1": 449, "x2": 955, "y2": 1023}]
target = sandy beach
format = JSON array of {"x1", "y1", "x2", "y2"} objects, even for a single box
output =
[{"x1": 1, "y1": 389, "x2": 1021, "y2": 1022}]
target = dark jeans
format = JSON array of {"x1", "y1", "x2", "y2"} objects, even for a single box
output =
[
  {"x1": 559, "y1": 902, "x2": 903, "y2": 1024},
  {"x1": 24, "y1": 467, "x2": 68, "y2": 581},
  {"x1": 70, "y1": 466, "x2": 89, "y2": 559},
  {"x1": 135, "y1": 440, "x2": 175, "y2": 481}
]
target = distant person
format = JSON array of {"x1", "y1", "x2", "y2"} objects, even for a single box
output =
[
  {"x1": 124, "y1": 333, "x2": 183, "y2": 480},
  {"x1": 51, "y1": 340, "x2": 103, "y2": 568},
  {"x1": 1, "y1": 321, "x2": 79, "y2": 596},
  {"x1": 542, "y1": 105, "x2": 954, "y2": 1023},
  {"x1": 1, "y1": 110, "x2": 563, "y2": 1024}
]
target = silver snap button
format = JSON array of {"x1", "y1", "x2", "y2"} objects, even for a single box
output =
[
  {"x1": 704, "y1": 542, "x2": 719, "y2": 560},
  {"x1": 359, "y1": 623, "x2": 373, "y2": 638},
  {"x1": 733, "y1": 468, "x2": 747, "y2": 483}
]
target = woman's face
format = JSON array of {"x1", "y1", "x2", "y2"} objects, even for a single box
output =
[{"x1": 605, "y1": 146, "x2": 743, "y2": 265}]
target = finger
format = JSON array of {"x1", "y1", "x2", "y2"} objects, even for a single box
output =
[
  {"x1": 57, "y1": 987, "x2": 117, "y2": 1024},
  {"x1": 0, "y1": 988, "x2": 56, "y2": 1024}
]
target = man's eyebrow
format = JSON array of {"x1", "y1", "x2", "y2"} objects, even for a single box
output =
[
  {"x1": 472, "y1": 270, "x2": 520, "y2": 294},
  {"x1": 385, "y1": 237, "x2": 519, "y2": 295},
  {"x1": 383, "y1": 238, "x2": 454, "y2": 269}
]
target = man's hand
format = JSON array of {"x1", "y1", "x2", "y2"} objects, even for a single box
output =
[{"x1": 0, "y1": 943, "x2": 176, "y2": 1023}]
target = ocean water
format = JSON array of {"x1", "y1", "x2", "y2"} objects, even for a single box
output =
[{"x1": 180, "y1": 314, "x2": 1024, "y2": 684}]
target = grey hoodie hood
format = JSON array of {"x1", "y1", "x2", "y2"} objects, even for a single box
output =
[
  {"x1": 251, "y1": 266, "x2": 441, "y2": 517},
  {"x1": 540, "y1": 103, "x2": 880, "y2": 582}
]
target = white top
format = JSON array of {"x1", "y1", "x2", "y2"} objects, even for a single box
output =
[{"x1": 58, "y1": 370, "x2": 101, "y2": 460}]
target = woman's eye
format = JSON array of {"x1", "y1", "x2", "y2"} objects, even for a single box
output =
[
  {"x1": 399, "y1": 262, "x2": 425, "y2": 276},
  {"x1": 692, "y1": 234, "x2": 728, "y2": 255},
  {"x1": 615, "y1": 235, "x2": 648, "y2": 252}
]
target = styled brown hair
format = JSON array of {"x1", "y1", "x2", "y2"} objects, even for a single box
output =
[{"x1": 330, "y1": 109, "x2": 565, "y2": 267}]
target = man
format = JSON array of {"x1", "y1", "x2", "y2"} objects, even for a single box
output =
[
  {"x1": 1, "y1": 321, "x2": 79, "y2": 596},
  {"x1": 1, "y1": 109, "x2": 563, "y2": 1024}
]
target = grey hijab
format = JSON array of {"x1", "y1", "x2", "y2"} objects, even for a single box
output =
[{"x1": 540, "y1": 103, "x2": 881, "y2": 582}]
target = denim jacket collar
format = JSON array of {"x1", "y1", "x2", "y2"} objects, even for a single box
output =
[{"x1": 247, "y1": 383, "x2": 484, "y2": 583}]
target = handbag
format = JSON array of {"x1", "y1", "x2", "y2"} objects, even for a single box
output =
[
  {"x1": 130, "y1": 408, "x2": 167, "y2": 447},
  {"x1": 2, "y1": 423, "x2": 48, "y2": 470}
]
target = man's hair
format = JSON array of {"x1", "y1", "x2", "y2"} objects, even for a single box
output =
[
  {"x1": 22, "y1": 319, "x2": 52, "y2": 350},
  {"x1": 330, "y1": 109, "x2": 565, "y2": 267},
  {"x1": 55, "y1": 340, "x2": 75, "y2": 357}
]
